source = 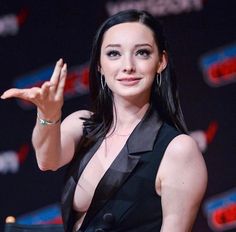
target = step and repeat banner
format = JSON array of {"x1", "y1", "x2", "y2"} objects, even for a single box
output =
[{"x1": 0, "y1": 0, "x2": 235, "y2": 231}]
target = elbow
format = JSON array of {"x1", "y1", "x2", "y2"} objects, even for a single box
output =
[
  {"x1": 37, "y1": 160, "x2": 60, "y2": 172},
  {"x1": 38, "y1": 164, "x2": 58, "y2": 172},
  {"x1": 34, "y1": 150, "x2": 61, "y2": 171}
]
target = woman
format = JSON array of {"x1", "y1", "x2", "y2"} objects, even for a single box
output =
[{"x1": 1, "y1": 10, "x2": 207, "y2": 232}]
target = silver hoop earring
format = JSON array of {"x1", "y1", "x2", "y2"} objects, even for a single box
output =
[
  {"x1": 100, "y1": 74, "x2": 106, "y2": 90},
  {"x1": 156, "y1": 72, "x2": 162, "y2": 88}
]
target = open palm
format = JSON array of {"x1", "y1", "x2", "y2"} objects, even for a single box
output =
[{"x1": 1, "y1": 59, "x2": 67, "y2": 120}]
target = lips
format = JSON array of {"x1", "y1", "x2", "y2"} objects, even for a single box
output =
[
  {"x1": 118, "y1": 77, "x2": 141, "y2": 81},
  {"x1": 117, "y1": 77, "x2": 141, "y2": 86}
]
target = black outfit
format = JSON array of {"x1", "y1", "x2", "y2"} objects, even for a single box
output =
[{"x1": 61, "y1": 107, "x2": 181, "y2": 232}]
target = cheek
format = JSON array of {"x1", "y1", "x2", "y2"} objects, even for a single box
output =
[
  {"x1": 101, "y1": 61, "x2": 120, "y2": 76},
  {"x1": 139, "y1": 61, "x2": 157, "y2": 76}
]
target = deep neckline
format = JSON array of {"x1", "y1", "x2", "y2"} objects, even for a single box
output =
[{"x1": 72, "y1": 106, "x2": 163, "y2": 231}]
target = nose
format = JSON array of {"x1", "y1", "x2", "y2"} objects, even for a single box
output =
[{"x1": 122, "y1": 55, "x2": 135, "y2": 74}]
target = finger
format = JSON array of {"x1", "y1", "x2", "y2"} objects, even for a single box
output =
[
  {"x1": 1, "y1": 87, "x2": 42, "y2": 107},
  {"x1": 1, "y1": 88, "x2": 29, "y2": 100},
  {"x1": 41, "y1": 81, "x2": 51, "y2": 99},
  {"x1": 55, "y1": 63, "x2": 67, "y2": 98},
  {"x1": 50, "y1": 58, "x2": 64, "y2": 90}
]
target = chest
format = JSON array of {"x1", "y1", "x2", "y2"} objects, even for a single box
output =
[
  {"x1": 78, "y1": 149, "x2": 163, "y2": 232},
  {"x1": 73, "y1": 136, "x2": 129, "y2": 213}
]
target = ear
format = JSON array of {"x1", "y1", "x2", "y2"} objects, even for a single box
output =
[
  {"x1": 97, "y1": 65, "x2": 104, "y2": 75},
  {"x1": 157, "y1": 51, "x2": 168, "y2": 73}
]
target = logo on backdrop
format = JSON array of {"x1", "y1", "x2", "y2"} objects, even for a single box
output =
[
  {"x1": 13, "y1": 62, "x2": 89, "y2": 109},
  {"x1": 204, "y1": 188, "x2": 236, "y2": 231},
  {"x1": 17, "y1": 203, "x2": 62, "y2": 225},
  {"x1": 0, "y1": 144, "x2": 29, "y2": 174},
  {"x1": 0, "y1": 8, "x2": 28, "y2": 37},
  {"x1": 106, "y1": 0, "x2": 204, "y2": 17},
  {"x1": 190, "y1": 121, "x2": 218, "y2": 153},
  {"x1": 199, "y1": 43, "x2": 236, "y2": 87}
]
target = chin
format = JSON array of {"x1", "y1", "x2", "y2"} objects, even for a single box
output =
[{"x1": 114, "y1": 90, "x2": 150, "y2": 101}]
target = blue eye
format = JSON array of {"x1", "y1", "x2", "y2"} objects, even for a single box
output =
[
  {"x1": 136, "y1": 49, "x2": 151, "y2": 58},
  {"x1": 106, "y1": 50, "x2": 120, "y2": 57}
]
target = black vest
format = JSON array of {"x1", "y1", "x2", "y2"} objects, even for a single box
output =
[{"x1": 61, "y1": 108, "x2": 181, "y2": 232}]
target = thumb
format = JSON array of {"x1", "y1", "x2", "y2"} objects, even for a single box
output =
[{"x1": 1, "y1": 88, "x2": 28, "y2": 100}]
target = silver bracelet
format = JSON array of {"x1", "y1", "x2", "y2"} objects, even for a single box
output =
[{"x1": 37, "y1": 113, "x2": 61, "y2": 126}]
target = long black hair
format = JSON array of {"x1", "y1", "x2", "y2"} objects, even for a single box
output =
[{"x1": 83, "y1": 9, "x2": 188, "y2": 140}]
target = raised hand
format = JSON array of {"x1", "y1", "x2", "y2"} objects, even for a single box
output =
[{"x1": 1, "y1": 59, "x2": 67, "y2": 121}]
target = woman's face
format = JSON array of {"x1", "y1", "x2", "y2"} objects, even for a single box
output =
[{"x1": 100, "y1": 22, "x2": 166, "y2": 101}]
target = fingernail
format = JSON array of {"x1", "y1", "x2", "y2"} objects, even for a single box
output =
[{"x1": 0, "y1": 94, "x2": 5, "y2": 99}]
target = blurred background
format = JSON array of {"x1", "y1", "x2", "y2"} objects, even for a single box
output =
[{"x1": 0, "y1": 0, "x2": 235, "y2": 231}]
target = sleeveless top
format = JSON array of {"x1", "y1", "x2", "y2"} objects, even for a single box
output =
[{"x1": 61, "y1": 107, "x2": 181, "y2": 232}]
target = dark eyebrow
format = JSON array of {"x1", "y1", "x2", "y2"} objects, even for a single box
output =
[
  {"x1": 134, "y1": 43, "x2": 152, "y2": 48},
  {"x1": 105, "y1": 43, "x2": 152, "y2": 49},
  {"x1": 105, "y1": 44, "x2": 121, "y2": 48}
]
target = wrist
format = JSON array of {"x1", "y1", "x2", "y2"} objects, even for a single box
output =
[{"x1": 37, "y1": 112, "x2": 61, "y2": 126}]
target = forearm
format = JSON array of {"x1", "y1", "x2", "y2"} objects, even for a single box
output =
[
  {"x1": 32, "y1": 119, "x2": 62, "y2": 171},
  {"x1": 160, "y1": 221, "x2": 193, "y2": 232},
  {"x1": 1, "y1": 59, "x2": 69, "y2": 171}
]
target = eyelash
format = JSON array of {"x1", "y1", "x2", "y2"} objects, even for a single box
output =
[
  {"x1": 106, "y1": 50, "x2": 120, "y2": 57},
  {"x1": 106, "y1": 49, "x2": 151, "y2": 58},
  {"x1": 136, "y1": 49, "x2": 151, "y2": 58}
]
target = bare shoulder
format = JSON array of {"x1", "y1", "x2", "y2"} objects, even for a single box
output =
[
  {"x1": 61, "y1": 109, "x2": 92, "y2": 141},
  {"x1": 156, "y1": 134, "x2": 208, "y2": 230},
  {"x1": 157, "y1": 134, "x2": 208, "y2": 196},
  {"x1": 63, "y1": 109, "x2": 92, "y2": 124},
  {"x1": 165, "y1": 134, "x2": 203, "y2": 162}
]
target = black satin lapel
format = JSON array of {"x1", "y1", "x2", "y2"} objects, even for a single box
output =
[
  {"x1": 61, "y1": 137, "x2": 104, "y2": 231},
  {"x1": 127, "y1": 107, "x2": 163, "y2": 154},
  {"x1": 80, "y1": 145, "x2": 141, "y2": 230},
  {"x1": 61, "y1": 176, "x2": 76, "y2": 232},
  {"x1": 78, "y1": 106, "x2": 162, "y2": 231}
]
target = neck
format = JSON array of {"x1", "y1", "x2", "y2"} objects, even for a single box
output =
[{"x1": 109, "y1": 95, "x2": 150, "y2": 135}]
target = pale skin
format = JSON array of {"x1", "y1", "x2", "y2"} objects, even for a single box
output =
[{"x1": 1, "y1": 22, "x2": 207, "y2": 231}]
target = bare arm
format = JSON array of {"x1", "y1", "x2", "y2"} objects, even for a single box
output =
[
  {"x1": 32, "y1": 110, "x2": 90, "y2": 171},
  {"x1": 156, "y1": 134, "x2": 208, "y2": 232},
  {"x1": 1, "y1": 59, "x2": 90, "y2": 171}
]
